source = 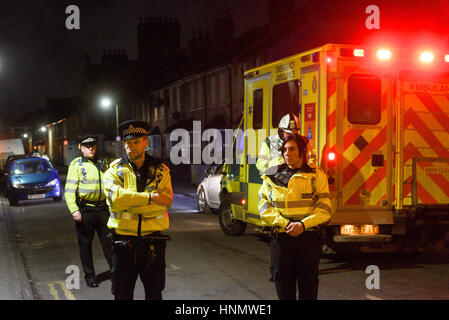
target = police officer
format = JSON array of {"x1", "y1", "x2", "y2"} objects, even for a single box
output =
[
  {"x1": 103, "y1": 120, "x2": 173, "y2": 300},
  {"x1": 256, "y1": 113, "x2": 300, "y2": 281},
  {"x1": 64, "y1": 135, "x2": 113, "y2": 288},
  {"x1": 256, "y1": 113, "x2": 300, "y2": 176},
  {"x1": 258, "y1": 134, "x2": 332, "y2": 300}
]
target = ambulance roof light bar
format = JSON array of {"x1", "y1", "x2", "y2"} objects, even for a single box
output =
[
  {"x1": 353, "y1": 49, "x2": 365, "y2": 57},
  {"x1": 419, "y1": 50, "x2": 434, "y2": 64},
  {"x1": 376, "y1": 49, "x2": 392, "y2": 61},
  {"x1": 339, "y1": 48, "x2": 365, "y2": 58}
]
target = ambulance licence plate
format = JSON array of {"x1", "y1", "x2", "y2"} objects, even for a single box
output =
[
  {"x1": 340, "y1": 225, "x2": 378, "y2": 235},
  {"x1": 28, "y1": 194, "x2": 45, "y2": 200}
]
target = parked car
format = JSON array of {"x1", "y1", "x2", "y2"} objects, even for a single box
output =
[
  {"x1": 4, "y1": 156, "x2": 62, "y2": 206},
  {"x1": 196, "y1": 163, "x2": 223, "y2": 214},
  {"x1": 1, "y1": 154, "x2": 26, "y2": 186}
]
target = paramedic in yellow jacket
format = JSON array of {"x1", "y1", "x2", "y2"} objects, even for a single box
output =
[
  {"x1": 256, "y1": 113, "x2": 299, "y2": 176},
  {"x1": 103, "y1": 120, "x2": 173, "y2": 300},
  {"x1": 258, "y1": 134, "x2": 331, "y2": 300}
]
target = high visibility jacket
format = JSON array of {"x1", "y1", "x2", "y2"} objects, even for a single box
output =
[
  {"x1": 65, "y1": 156, "x2": 108, "y2": 214},
  {"x1": 256, "y1": 134, "x2": 285, "y2": 175},
  {"x1": 258, "y1": 165, "x2": 332, "y2": 232},
  {"x1": 103, "y1": 155, "x2": 172, "y2": 236}
]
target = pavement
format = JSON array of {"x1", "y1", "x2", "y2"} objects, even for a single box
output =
[
  {"x1": 0, "y1": 162, "x2": 199, "y2": 300},
  {"x1": 0, "y1": 203, "x2": 33, "y2": 299}
]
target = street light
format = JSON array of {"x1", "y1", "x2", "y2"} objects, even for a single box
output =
[
  {"x1": 40, "y1": 126, "x2": 47, "y2": 132},
  {"x1": 100, "y1": 96, "x2": 119, "y2": 138}
]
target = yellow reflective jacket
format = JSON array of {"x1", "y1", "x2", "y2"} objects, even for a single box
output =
[
  {"x1": 103, "y1": 155, "x2": 172, "y2": 236},
  {"x1": 258, "y1": 165, "x2": 332, "y2": 232},
  {"x1": 256, "y1": 134, "x2": 285, "y2": 176},
  {"x1": 64, "y1": 156, "x2": 108, "y2": 214}
]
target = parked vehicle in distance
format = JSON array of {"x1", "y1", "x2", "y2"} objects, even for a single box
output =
[
  {"x1": 4, "y1": 156, "x2": 62, "y2": 206},
  {"x1": 0, "y1": 138, "x2": 25, "y2": 171},
  {"x1": 197, "y1": 163, "x2": 223, "y2": 214}
]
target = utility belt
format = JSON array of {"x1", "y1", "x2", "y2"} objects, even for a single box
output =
[
  {"x1": 77, "y1": 198, "x2": 107, "y2": 209},
  {"x1": 111, "y1": 231, "x2": 171, "y2": 248},
  {"x1": 263, "y1": 220, "x2": 320, "y2": 240},
  {"x1": 109, "y1": 231, "x2": 170, "y2": 265}
]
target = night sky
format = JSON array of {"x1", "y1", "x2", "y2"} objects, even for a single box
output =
[
  {"x1": 1, "y1": 0, "x2": 448, "y2": 125},
  {"x1": 0, "y1": 0, "x2": 269, "y2": 122}
]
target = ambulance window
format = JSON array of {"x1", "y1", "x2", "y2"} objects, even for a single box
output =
[
  {"x1": 272, "y1": 80, "x2": 300, "y2": 128},
  {"x1": 348, "y1": 74, "x2": 381, "y2": 125},
  {"x1": 253, "y1": 89, "x2": 263, "y2": 130},
  {"x1": 233, "y1": 119, "x2": 245, "y2": 163}
]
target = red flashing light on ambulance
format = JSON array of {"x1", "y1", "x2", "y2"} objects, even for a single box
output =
[
  {"x1": 376, "y1": 49, "x2": 392, "y2": 61},
  {"x1": 353, "y1": 49, "x2": 365, "y2": 57},
  {"x1": 419, "y1": 50, "x2": 434, "y2": 63}
]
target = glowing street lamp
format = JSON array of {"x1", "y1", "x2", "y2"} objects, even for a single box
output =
[{"x1": 99, "y1": 96, "x2": 119, "y2": 138}]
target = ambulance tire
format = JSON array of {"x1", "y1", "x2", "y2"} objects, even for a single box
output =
[{"x1": 218, "y1": 199, "x2": 246, "y2": 236}]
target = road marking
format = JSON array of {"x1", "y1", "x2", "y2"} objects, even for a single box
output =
[
  {"x1": 366, "y1": 294, "x2": 383, "y2": 300},
  {"x1": 319, "y1": 268, "x2": 352, "y2": 275},
  {"x1": 46, "y1": 281, "x2": 76, "y2": 300},
  {"x1": 168, "y1": 209, "x2": 199, "y2": 214},
  {"x1": 188, "y1": 221, "x2": 217, "y2": 226},
  {"x1": 170, "y1": 264, "x2": 181, "y2": 270},
  {"x1": 48, "y1": 282, "x2": 60, "y2": 300}
]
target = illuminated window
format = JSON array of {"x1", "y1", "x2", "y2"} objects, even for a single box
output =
[{"x1": 348, "y1": 74, "x2": 381, "y2": 125}]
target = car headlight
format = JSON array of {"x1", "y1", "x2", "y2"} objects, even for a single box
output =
[
  {"x1": 12, "y1": 182, "x2": 25, "y2": 189},
  {"x1": 45, "y1": 178, "x2": 59, "y2": 187}
]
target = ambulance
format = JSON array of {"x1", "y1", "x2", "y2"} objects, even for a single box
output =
[{"x1": 219, "y1": 43, "x2": 449, "y2": 251}]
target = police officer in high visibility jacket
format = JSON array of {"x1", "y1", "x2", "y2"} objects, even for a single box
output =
[
  {"x1": 256, "y1": 113, "x2": 300, "y2": 176},
  {"x1": 258, "y1": 134, "x2": 332, "y2": 300},
  {"x1": 65, "y1": 135, "x2": 113, "y2": 288},
  {"x1": 103, "y1": 120, "x2": 173, "y2": 300}
]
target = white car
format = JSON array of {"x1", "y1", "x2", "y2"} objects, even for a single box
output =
[{"x1": 196, "y1": 163, "x2": 223, "y2": 214}]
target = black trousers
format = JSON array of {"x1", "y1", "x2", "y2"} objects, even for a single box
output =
[
  {"x1": 112, "y1": 234, "x2": 166, "y2": 300},
  {"x1": 75, "y1": 206, "x2": 113, "y2": 279},
  {"x1": 270, "y1": 231, "x2": 322, "y2": 300}
]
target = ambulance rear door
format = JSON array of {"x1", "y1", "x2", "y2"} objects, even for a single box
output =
[{"x1": 338, "y1": 67, "x2": 394, "y2": 224}]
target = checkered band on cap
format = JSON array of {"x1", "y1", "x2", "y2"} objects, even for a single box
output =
[
  {"x1": 123, "y1": 124, "x2": 148, "y2": 136},
  {"x1": 80, "y1": 137, "x2": 96, "y2": 144}
]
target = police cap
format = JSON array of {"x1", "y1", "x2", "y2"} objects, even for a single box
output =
[
  {"x1": 79, "y1": 135, "x2": 97, "y2": 146},
  {"x1": 118, "y1": 120, "x2": 151, "y2": 140}
]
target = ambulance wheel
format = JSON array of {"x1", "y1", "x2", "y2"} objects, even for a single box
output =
[{"x1": 218, "y1": 199, "x2": 246, "y2": 236}]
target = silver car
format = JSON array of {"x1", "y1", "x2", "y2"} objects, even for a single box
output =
[{"x1": 196, "y1": 163, "x2": 223, "y2": 214}]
